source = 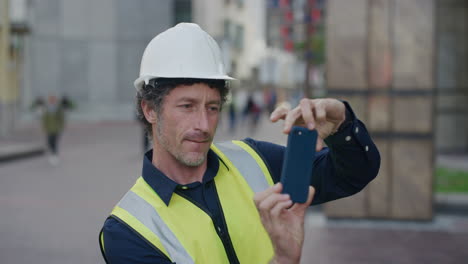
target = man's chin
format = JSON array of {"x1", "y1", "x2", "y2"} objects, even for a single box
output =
[{"x1": 177, "y1": 152, "x2": 206, "y2": 167}]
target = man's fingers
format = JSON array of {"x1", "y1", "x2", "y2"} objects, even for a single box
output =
[
  {"x1": 290, "y1": 187, "x2": 315, "y2": 212},
  {"x1": 257, "y1": 193, "x2": 291, "y2": 213},
  {"x1": 283, "y1": 107, "x2": 302, "y2": 134},
  {"x1": 254, "y1": 184, "x2": 290, "y2": 227},
  {"x1": 254, "y1": 183, "x2": 282, "y2": 206},
  {"x1": 299, "y1": 98, "x2": 315, "y2": 130},
  {"x1": 270, "y1": 103, "x2": 291, "y2": 122},
  {"x1": 271, "y1": 200, "x2": 293, "y2": 217},
  {"x1": 316, "y1": 138, "x2": 324, "y2": 152},
  {"x1": 314, "y1": 101, "x2": 327, "y2": 125},
  {"x1": 270, "y1": 107, "x2": 288, "y2": 122},
  {"x1": 305, "y1": 186, "x2": 315, "y2": 206}
]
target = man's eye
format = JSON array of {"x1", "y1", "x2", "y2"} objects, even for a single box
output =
[
  {"x1": 180, "y1": 104, "x2": 192, "y2": 109},
  {"x1": 209, "y1": 106, "x2": 220, "y2": 112}
]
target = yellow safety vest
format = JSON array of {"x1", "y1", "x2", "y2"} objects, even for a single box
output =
[{"x1": 100, "y1": 140, "x2": 275, "y2": 263}]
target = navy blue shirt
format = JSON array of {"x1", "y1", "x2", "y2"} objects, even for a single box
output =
[{"x1": 101, "y1": 103, "x2": 380, "y2": 263}]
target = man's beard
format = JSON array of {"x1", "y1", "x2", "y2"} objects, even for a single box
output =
[{"x1": 155, "y1": 117, "x2": 211, "y2": 167}]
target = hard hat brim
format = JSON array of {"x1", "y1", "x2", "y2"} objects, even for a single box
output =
[{"x1": 134, "y1": 74, "x2": 236, "y2": 91}]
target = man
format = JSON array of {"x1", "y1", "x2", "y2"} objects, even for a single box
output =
[
  {"x1": 100, "y1": 23, "x2": 380, "y2": 264},
  {"x1": 31, "y1": 94, "x2": 69, "y2": 165}
]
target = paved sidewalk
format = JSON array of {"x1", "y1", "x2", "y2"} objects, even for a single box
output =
[
  {"x1": 0, "y1": 122, "x2": 45, "y2": 162},
  {"x1": 0, "y1": 142, "x2": 44, "y2": 162},
  {"x1": 302, "y1": 211, "x2": 468, "y2": 264}
]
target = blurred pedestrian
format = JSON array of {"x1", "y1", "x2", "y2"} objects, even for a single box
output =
[
  {"x1": 31, "y1": 94, "x2": 72, "y2": 165},
  {"x1": 243, "y1": 94, "x2": 261, "y2": 132},
  {"x1": 43, "y1": 95, "x2": 65, "y2": 165},
  {"x1": 99, "y1": 23, "x2": 380, "y2": 264},
  {"x1": 264, "y1": 88, "x2": 277, "y2": 115}
]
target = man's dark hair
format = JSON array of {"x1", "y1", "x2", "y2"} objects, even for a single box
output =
[{"x1": 136, "y1": 78, "x2": 230, "y2": 139}]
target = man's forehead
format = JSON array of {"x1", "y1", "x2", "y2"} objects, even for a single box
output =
[{"x1": 168, "y1": 83, "x2": 221, "y2": 98}]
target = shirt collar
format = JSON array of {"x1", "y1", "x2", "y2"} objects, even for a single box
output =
[{"x1": 142, "y1": 148, "x2": 221, "y2": 205}]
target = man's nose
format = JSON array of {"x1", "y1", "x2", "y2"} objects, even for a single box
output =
[{"x1": 195, "y1": 108, "x2": 210, "y2": 131}]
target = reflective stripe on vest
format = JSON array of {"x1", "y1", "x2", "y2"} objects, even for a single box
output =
[
  {"x1": 116, "y1": 190, "x2": 194, "y2": 263},
  {"x1": 213, "y1": 140, "x2": 273, "y2": 192},
  {"x1": 104, "y1": 140, "x2": 275, "y2": 263}
]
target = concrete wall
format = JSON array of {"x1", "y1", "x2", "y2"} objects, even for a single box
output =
[
  {"x1": 22, "y1": 0, "x2": 171, "y2": 120},
  {"x1": 435, "y1": 0, "x2": 468, "y2": 153}
]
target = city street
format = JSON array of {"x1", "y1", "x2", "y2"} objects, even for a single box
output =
[
  {"x1": 1, "y1": 118, "x2": 468, "y2": 263},
  {"x1": 0, "y1": 0, "x2": 467, "y2": 263}
]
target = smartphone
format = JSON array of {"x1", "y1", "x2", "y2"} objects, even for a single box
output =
[{"x1": 280, "y1": 126, "x2": 317, "y2": 203}]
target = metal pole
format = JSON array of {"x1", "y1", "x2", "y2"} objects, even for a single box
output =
[{"x1": 0, "y1": 0, "x2": 10, "y2": 137}]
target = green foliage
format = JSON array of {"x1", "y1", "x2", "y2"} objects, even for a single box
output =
[
  {"x1": 310, "y1": 34, "x2": 325, "y2": 64},
  {"x1": 436, "y1": 167, "x2": 468, "y2": 193},
  {"x1": 293, "y1": 25, "x2": 326, "y2": 65}
]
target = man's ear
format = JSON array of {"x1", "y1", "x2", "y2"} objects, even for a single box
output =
[{"x1": 141, "y1": 100, "x2": 157, "y2": 124}]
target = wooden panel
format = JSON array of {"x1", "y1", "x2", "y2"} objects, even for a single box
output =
[
  {"x1": 368, "y1": 139, "x2": 390, "y2": 218},
  {"x1": 336, "y1": 95, "x2": 369, "y2": 124},
  {"x1": 326, "y1": 0, "x2": 368, "y2": 89},
  {"x1": 324, "y1": 188, "x2": 367, "y2": 218},
  {"x1": 368, "y1": 0, "x2": 393, "y2": 89},
  {"x1": 366, "y1": 2, "x2": 392, "y2": 219},
  {"x1": 369, "y1": 96, "x2": 391, "y2": 132},
  {"x1": 325, "y1": 0, "x2": 436, "y2": 220},
  {"x1": 393, "y1": 96, "x2": 433, "y2": 133},
  {"x1": 393, "y1": 0, "x2": 435, "y2": 89},
  {"x1": 391, "y1": 139, "x2": 433, "y2": 220}
]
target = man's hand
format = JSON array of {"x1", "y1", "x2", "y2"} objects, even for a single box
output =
[
  {"x1": 270, "y1": 98, "x2": 346, "y2": 151},
  {"x1": 254, "y1": 183, "x2": 315, "y2": 264}
]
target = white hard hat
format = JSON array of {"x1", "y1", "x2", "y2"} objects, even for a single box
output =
[{"x1": 134, "y1": 23, "x2": 235, "y2": 91}]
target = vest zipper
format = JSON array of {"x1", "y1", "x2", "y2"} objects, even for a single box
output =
[{"x1": 212, "y1": 183, "x2": 240, "y2": 264}]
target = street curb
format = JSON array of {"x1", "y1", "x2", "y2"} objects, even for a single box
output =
[
  {"x1": 435, "y1": 193, "x2": 468, "y2": 216},
  {"x1": 0, "y1": 144, "x2": 45, "y2": 163}
]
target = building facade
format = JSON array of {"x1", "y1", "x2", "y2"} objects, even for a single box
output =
[{"x1": 21, "y1": 0, "x2": 172, "y2": 121}]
